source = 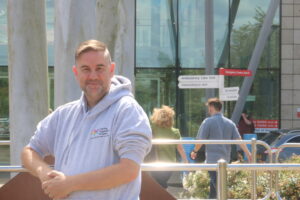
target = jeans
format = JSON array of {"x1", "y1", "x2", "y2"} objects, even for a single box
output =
[{"x1": 208, "y1": 171, "x2": 217, "y2": 198}]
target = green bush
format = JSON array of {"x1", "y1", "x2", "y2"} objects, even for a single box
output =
[{"x1": 182, "y1": 155, "x2": 300, "y2": 199}]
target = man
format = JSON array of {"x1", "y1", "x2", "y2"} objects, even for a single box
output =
[
  {"x1": 238, "y1": 110, "x2": 255, "y2": 139},
  {"x1": 21, "y1": 39, "x2": 152, "y2": 200},
  {"x1": 190, "y1": 98, "x2": 251, "y2": 199}
]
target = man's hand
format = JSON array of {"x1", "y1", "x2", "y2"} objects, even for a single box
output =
[
  {"x1": 190, "y1": 151, "x2": 197, "y2": 160},
  {"x1": 42, "y1": 170, "x2": 73, "y2": 199}
]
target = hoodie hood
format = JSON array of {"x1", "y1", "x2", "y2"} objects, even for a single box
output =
[{"x1": 80, "y1": 75, "x2": 134, "y2": 116}]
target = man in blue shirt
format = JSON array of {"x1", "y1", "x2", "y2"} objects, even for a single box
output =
[{"x1": 191, "y1": 98, "x2": 251, "y2": 198}]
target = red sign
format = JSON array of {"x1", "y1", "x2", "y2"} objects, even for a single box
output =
[
  {"x1": 219, "y1": 68, "x2": 252, "y2": 76},
  {"x1": 297, "y1": 108, "x2": 300, "y2": 118},
  {"x1": 253, "y1": 120, "x2": 279, "y2": 129}
]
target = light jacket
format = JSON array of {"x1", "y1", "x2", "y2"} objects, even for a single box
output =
[{"x1": 29, "y1": 75, "x2": 152, "y2": 200}]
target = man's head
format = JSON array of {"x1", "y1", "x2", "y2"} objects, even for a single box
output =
[
  {"x1": 73, "y1": 40, "x2": 115, "y2": 107},
  {"x1": 206, "y1": 98, "x2": 222, "y2": 115}
]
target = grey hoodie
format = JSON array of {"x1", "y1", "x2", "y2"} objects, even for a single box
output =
[{"x1": 28, "y1": 75, "x2": 152, "y2": 200}]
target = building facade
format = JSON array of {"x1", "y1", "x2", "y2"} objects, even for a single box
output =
[{"x1": 0, "y1": 0, "x2": 299, "y2": 140}]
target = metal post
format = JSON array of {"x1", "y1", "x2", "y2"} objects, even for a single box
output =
[
  {"x1": 217, "y1": 159, "x2": 227, "y2": 200},
  {"x1": 231, "y1": 0, "x2": 280, "y2": 124},
  {"x1": 205, "y1": 0, "x2": 215, "y2": 100},
  {"x1": 251, "y1": 138, "x2": 257, "y2": 200}
]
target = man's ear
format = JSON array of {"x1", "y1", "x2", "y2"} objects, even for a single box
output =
[
  {"x1": 110, "y1": 62, "x2": 115, "y2": 74},
  {"x1": 72, "y1": 66, "x2": 78, "y2": 76}
]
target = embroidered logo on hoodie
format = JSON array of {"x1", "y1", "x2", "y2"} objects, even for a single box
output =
[{"x1": 90, "y1": 128, "x2": 109, "y2": 139}]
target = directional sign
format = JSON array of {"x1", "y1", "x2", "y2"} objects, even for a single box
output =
[
  {"x1": 178, "y1": 75, "x2": 219, "y2": 82},
  {"x1": 178, "y1": 75, "x2": 220, "y2": 89},
  {"x1": 219, "y1": 94, "x2": 239, "y2": 101},
  {"x1": 219, "y1": 68, "x2": 252, "y2": 77},
  {"x1": 220, "y1": 87, "x2": 239, "y2": 94},
  {"x1": 178, "y1": 82, "x2": 219, "y2": 89}
]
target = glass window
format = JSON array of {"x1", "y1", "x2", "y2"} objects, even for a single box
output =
[
  {"x1": 0, "y1": 0, "x2": 8, "y2": 65},
  {"x1": 48, "y1": 67, "x2": 54, "y2": 110},
  {"x1": 179, "y1": 0, "x2": 229, "y2": 68},
  {"x1": 135, "y1": 0, "x2": 280, "y2": 136},
  {"x1": 288, "y1": 136, "x2": 300, "y2": 143},
  {"x1": 0, "y1": 67, "x2": 8, "y2": 119},
  {"x1": 136, "y1": 0, "x2": 175, "y2": 68},
  {"x1": 230, "y1": 0, "x2": 280, "y2": 69},
  {"x1": 225, "y1": 69, "x2": 279, "y2": 120},
  {"x1": 135, "y1": 68, "x2": 177, "y2": 116}
]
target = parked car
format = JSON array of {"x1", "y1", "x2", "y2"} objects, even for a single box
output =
[{"x1": 257, "y1": 129, "x2": 300, "y2": 162}]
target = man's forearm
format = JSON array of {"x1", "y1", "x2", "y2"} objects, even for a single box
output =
[
  {"x1": 21, "y1": 146, "x2": 52, "y2": 181},
  {"x1": 193, "y1": 144, "x2": 202, "y2": 152},
  {"x1": 69, "y1": 158, "x2": 140, "y2": 192}
]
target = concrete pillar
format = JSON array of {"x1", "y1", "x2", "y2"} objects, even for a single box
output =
[
  {"x1": 7, "y1": 0, "x2": 49, "y2": 165},
  {"x1": 281, "y1": 0, "x2": 300, "y2": 128},
  {"x1": 95, "y1": 0, "x2": 135, "y2": 88},
  {"x1": 54, "y1": 0, "x2": 97, "y2": 107}
]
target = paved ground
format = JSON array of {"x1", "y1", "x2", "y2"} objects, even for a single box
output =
[
  {"x1": 166, "y1": 171, "x2": 188, "y2": 199},
  {"x1": 0, "y1": 172, "x2": 9, "y2": 187}
]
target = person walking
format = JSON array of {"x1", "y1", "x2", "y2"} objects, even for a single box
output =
[
  {"x1": 148, "y1": 105, "x2": 188, "y2": 188},
  {"x1": 190, "y1": 98, "x2": 251, "y2": 198}
]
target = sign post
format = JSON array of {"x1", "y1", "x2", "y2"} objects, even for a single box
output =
[{"x1": 178, "y1": 68, "x2": 252, "y2": 102}]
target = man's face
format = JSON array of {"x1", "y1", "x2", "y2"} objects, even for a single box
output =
[{"x1": 73, "y1": 50, "x2": 115, "y2": 105}]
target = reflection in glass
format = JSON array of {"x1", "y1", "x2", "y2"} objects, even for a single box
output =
[
  {"x1": 135, "y1": 68, "x2": 176, "y2": 116},
  {"x1": 135, "y1": 0, "x2": 280, "y2": 137},
  {"x1": 226, "y1": 69, "x2": 279, "y2": 119},
  {"x1": 230, "y1": 0, "x2": 279, "y2": 69},
  {"x1": 136, "y1": 0, "x2": 175, "y2": 68}
]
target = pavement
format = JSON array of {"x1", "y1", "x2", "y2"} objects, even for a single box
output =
[
  {"x1": 0, "y1": 172, "x2": 9, "y2": 187},
  {"x1": 166, "y1": 171, "x2": 188, "y2": 199},
  {"x1": 0, "y1": 145, "x2": 10, "y2": 188}
]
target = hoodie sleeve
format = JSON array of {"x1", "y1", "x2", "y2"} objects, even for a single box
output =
[
  {"x1": 112, "y1": 100, "x2": 152, "y2": 165},
  {"x1": 27, "y1": 111, "x2": 58, "y2": 158}
]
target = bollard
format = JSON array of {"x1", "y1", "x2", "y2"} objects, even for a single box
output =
[
  {"x1": 217, "y1": 159, "x2": 227, "y2": 200},
  {"x1": 251, "y1": 138, "x2": 257, "y2": 200}
]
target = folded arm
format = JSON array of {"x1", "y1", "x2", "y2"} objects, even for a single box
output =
[
  {"x1": 21, "y1": 146, "x2": 53, "y2": 182},
  {"x1": 42, "y1": 158, "x2": 139, "y2": 199}
]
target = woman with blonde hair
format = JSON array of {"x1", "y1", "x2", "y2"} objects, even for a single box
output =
[{"x1": 149, "y1": 105, "x2": 188, "y2": 188}]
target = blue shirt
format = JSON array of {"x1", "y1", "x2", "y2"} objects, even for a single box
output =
[{"x1": 196, "y1": 113, "x2": 240, "y2": 163}]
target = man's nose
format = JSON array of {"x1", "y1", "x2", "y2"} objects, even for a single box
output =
[{"x1": 88, "y1": 70, "x2": 98, "y2": 79}]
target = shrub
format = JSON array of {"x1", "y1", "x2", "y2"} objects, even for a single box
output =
[{"x1": 182, "y1": 155, "x2": 300, "y2": 199}]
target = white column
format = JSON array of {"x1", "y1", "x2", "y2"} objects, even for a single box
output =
[
  {"x1": 7, "y1": 0, "x2": 49, "y2": 165},
  {"x1": 54, "y1": 0, "x2": 96, "y2": 107},
  {"x1": 96, "y1": 0, "x2": 135, "y2": 89}
]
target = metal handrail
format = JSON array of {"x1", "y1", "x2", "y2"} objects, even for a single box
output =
[
  {"x1": 0, "y1": 139, "x2": 272, "y2": 199},
  {"x1": 1, "y1": 163, "x2": 300, "y2": 200},
  {"x1": 152, "y1": 138, "x2": 272, "y2": 200},
  {"x1": 0, "y1": 140, "x2": 10, "y2": 146}
]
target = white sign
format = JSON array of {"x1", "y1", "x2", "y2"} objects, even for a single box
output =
[
  {"x1": 178, "y1": 75, "x2": 219, "y2": 82},
  {"x1": 219, "y1": 94, "x2": 239, "y2": 101},
  {"x1": 178, "y1": 82, "x2": 219, "y2": 89},
  {"x1": 220, "y1": 87, "x2": 239, "y2": 94},
  {"x1": 178, "y1": 75, "x2": 220, "y2": 89}
]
